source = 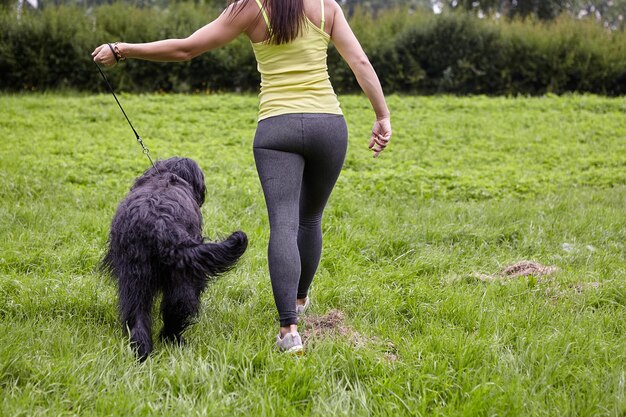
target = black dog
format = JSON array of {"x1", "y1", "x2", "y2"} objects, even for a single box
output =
[{"x1": 102, "y1": 157, "x2": 247, "y2": 360}]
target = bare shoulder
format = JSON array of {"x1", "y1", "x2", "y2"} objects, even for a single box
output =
[
  {"x1": 220, "y1": 0, "x2": 260, "y2": 29},
  {"x1": 325, "y1": 0, "x2": 343, "y2": 15},
  {"x1": 324, "y1": 0, "x2": 348, "y2": 36}
]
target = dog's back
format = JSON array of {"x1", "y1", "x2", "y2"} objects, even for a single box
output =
[{"x1": 104, "y1": 173, "x2": 202, "y2": 269}]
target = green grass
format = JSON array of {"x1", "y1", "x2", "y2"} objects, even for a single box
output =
[{"x1": 1, "y1": 93, "x2": 625, "y2": 416}]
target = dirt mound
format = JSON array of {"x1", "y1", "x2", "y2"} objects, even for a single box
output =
[
  {"x1": 304, "y1": 309, "x2": 346, "y2": 333},
  {"x1": 473, "y1": 260, "x2": 559, "y2": 282},
  {"x1": 301, "y1": 309, "x2": 373, "y2": 348},
  {"x1": 500, "y1": 261, "x2": 559, "y2": 278}
]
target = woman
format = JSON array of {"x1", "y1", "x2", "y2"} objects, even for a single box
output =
[{"x1": 93, "y1": 0, "x2": 391, "y2": 353}]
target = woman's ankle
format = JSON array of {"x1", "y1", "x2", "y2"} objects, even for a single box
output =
[
  {"x1": 280, "y1": 324, "x2": 298, "y2": 337},
  {"x1": 296, "y1": 297, "x2": 307, "y2": 306}
]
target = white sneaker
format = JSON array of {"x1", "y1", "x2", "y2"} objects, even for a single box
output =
[
  {"x1": 296, "y1": 297, "x2": 310, "y2": 315},
  {"x1": 275, "y1": 332, "x2": 303, "y2": 354}
]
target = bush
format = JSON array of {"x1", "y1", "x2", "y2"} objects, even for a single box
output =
[
  {"x1": 0, "y1": 6, "x2": 96, "y2": 91},
  {"x1": 501, "y1": 17, "x2": 626, "y2": 95},
  {"x1": 0, "y1": 4, "x2": 624, "y2": 95},
  {"x1": 392, "y1": 13, "x2": 507, "y2": 94}
]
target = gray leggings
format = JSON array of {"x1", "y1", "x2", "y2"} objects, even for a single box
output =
[{"x1": 253, "y1": 113, "x2": 348, "y2": 327}]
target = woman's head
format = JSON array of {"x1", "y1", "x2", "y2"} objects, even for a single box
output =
[{"x1": 231, "y1": 0, "x2": 305, "y2": 45}]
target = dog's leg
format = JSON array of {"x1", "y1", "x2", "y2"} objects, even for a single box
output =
[
  {"x1": 156, "y1": 232, "x2": 247, "y2": 345},
  {"x1": 159, "y1": 277, "x2": 200, "y2": 344},
  {"x1": 118, "y1": 273, "x2": 155, "y2": 362}
]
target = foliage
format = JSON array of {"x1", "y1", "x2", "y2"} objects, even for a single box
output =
[
  {"x1": 341, "y1": 0, "x2": 626, "y2": 28},
  {"x1": 0, "y1": 4, "x2": 625, "y2": 94},
  {"x1": 389, "y1": 13, "x2": 505, "y2": 94},
  {"x1": 443, "y1": 0, "x2": 571, "y2": 20},
  {"x1": 0, "y1": 93, "x2": 625, "y2": 416}
]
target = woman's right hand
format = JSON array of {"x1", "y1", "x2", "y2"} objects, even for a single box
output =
[
  {"x1": 92, "y1": 44, "x2": 118, "y2": 67},
  {"x1": 369, "y1": 116, "x2": 391, "y2": 158}
]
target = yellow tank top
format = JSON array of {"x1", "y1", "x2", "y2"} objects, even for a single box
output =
[{"x1": 251, "y1": 0, "x2": 342, "y2": 121}]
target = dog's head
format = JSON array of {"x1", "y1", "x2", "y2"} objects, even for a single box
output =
[{"x1": 136, "y1": 157, "x2": 207, "y2": 206}]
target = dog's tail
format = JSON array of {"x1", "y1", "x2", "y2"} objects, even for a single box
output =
[{"x1": 170, "y1": 231, "x2": 248, "y2": 278}]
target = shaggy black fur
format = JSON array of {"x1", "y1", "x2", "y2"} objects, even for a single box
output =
[{"x1": 101, "y1": 157, "x2": 248, "y2": 361}]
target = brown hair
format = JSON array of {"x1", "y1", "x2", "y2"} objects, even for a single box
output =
[{"x1": 230, "y1": 0, "x2": 306, "y2": 45}]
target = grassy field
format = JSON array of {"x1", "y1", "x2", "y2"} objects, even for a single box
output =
[{"x1": 1, "y1": 93, "x2": 625, "y2": 416}]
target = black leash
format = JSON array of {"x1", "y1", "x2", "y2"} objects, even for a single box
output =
[{"x1": 94, "y1": 61, "x2": 159, "y2": 172}]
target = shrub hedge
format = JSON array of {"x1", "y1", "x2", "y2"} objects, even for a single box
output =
[{"x1": 1, "y1": 4, "x2": 624, "y2": 95}]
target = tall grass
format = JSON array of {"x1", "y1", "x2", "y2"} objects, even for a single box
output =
[{"x1": 0, "y1": 93, "x2": 625, "y2": 416}]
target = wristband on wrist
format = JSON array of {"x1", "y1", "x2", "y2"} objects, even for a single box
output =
[
  {"x1": 107, "y1": 43, "x2": 119, "y2": 63},
  {"x1": 113, "y1": 42, "x2": 126, "y2": 62}
]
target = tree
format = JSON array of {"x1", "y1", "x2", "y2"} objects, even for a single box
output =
[
  {"x1": 571, "y1": 0, "x2": 626, "y2": 28},
  {"x1": 337, "y1": 0, "x2": 434, "y2": 16},
  {"x1": 440, "y1": 0, "x2": 625, "y2": 27},
  {"x1": 442, "y1": 0, "x2": 567, "y2": 19}
]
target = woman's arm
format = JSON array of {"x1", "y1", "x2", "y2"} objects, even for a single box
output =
[
  {"x1": 92, "y1": 3, "x2": 254, "y2": 66},
  {"x1": 329, "y1": 2, "x2": 391, "y2": 157}
]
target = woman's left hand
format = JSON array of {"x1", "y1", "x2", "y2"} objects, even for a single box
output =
[
  {"x1": 92, "y1": 44, "x2": 118, "y2": 67},
  {"x1": 369, "y1": 116, "x2": 391, "y2": 158}
]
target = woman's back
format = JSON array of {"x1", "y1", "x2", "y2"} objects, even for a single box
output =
[
  {"x1": 245, "y1": 0, "x2": 335, "y2": 44},
  {"x1": 250, "y1": 0, "x2": 341, "y2": 120}
]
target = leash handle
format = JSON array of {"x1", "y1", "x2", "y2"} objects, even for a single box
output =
[{"x1": 94, "y1": 60, "x2": 159, "y2": 173}]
